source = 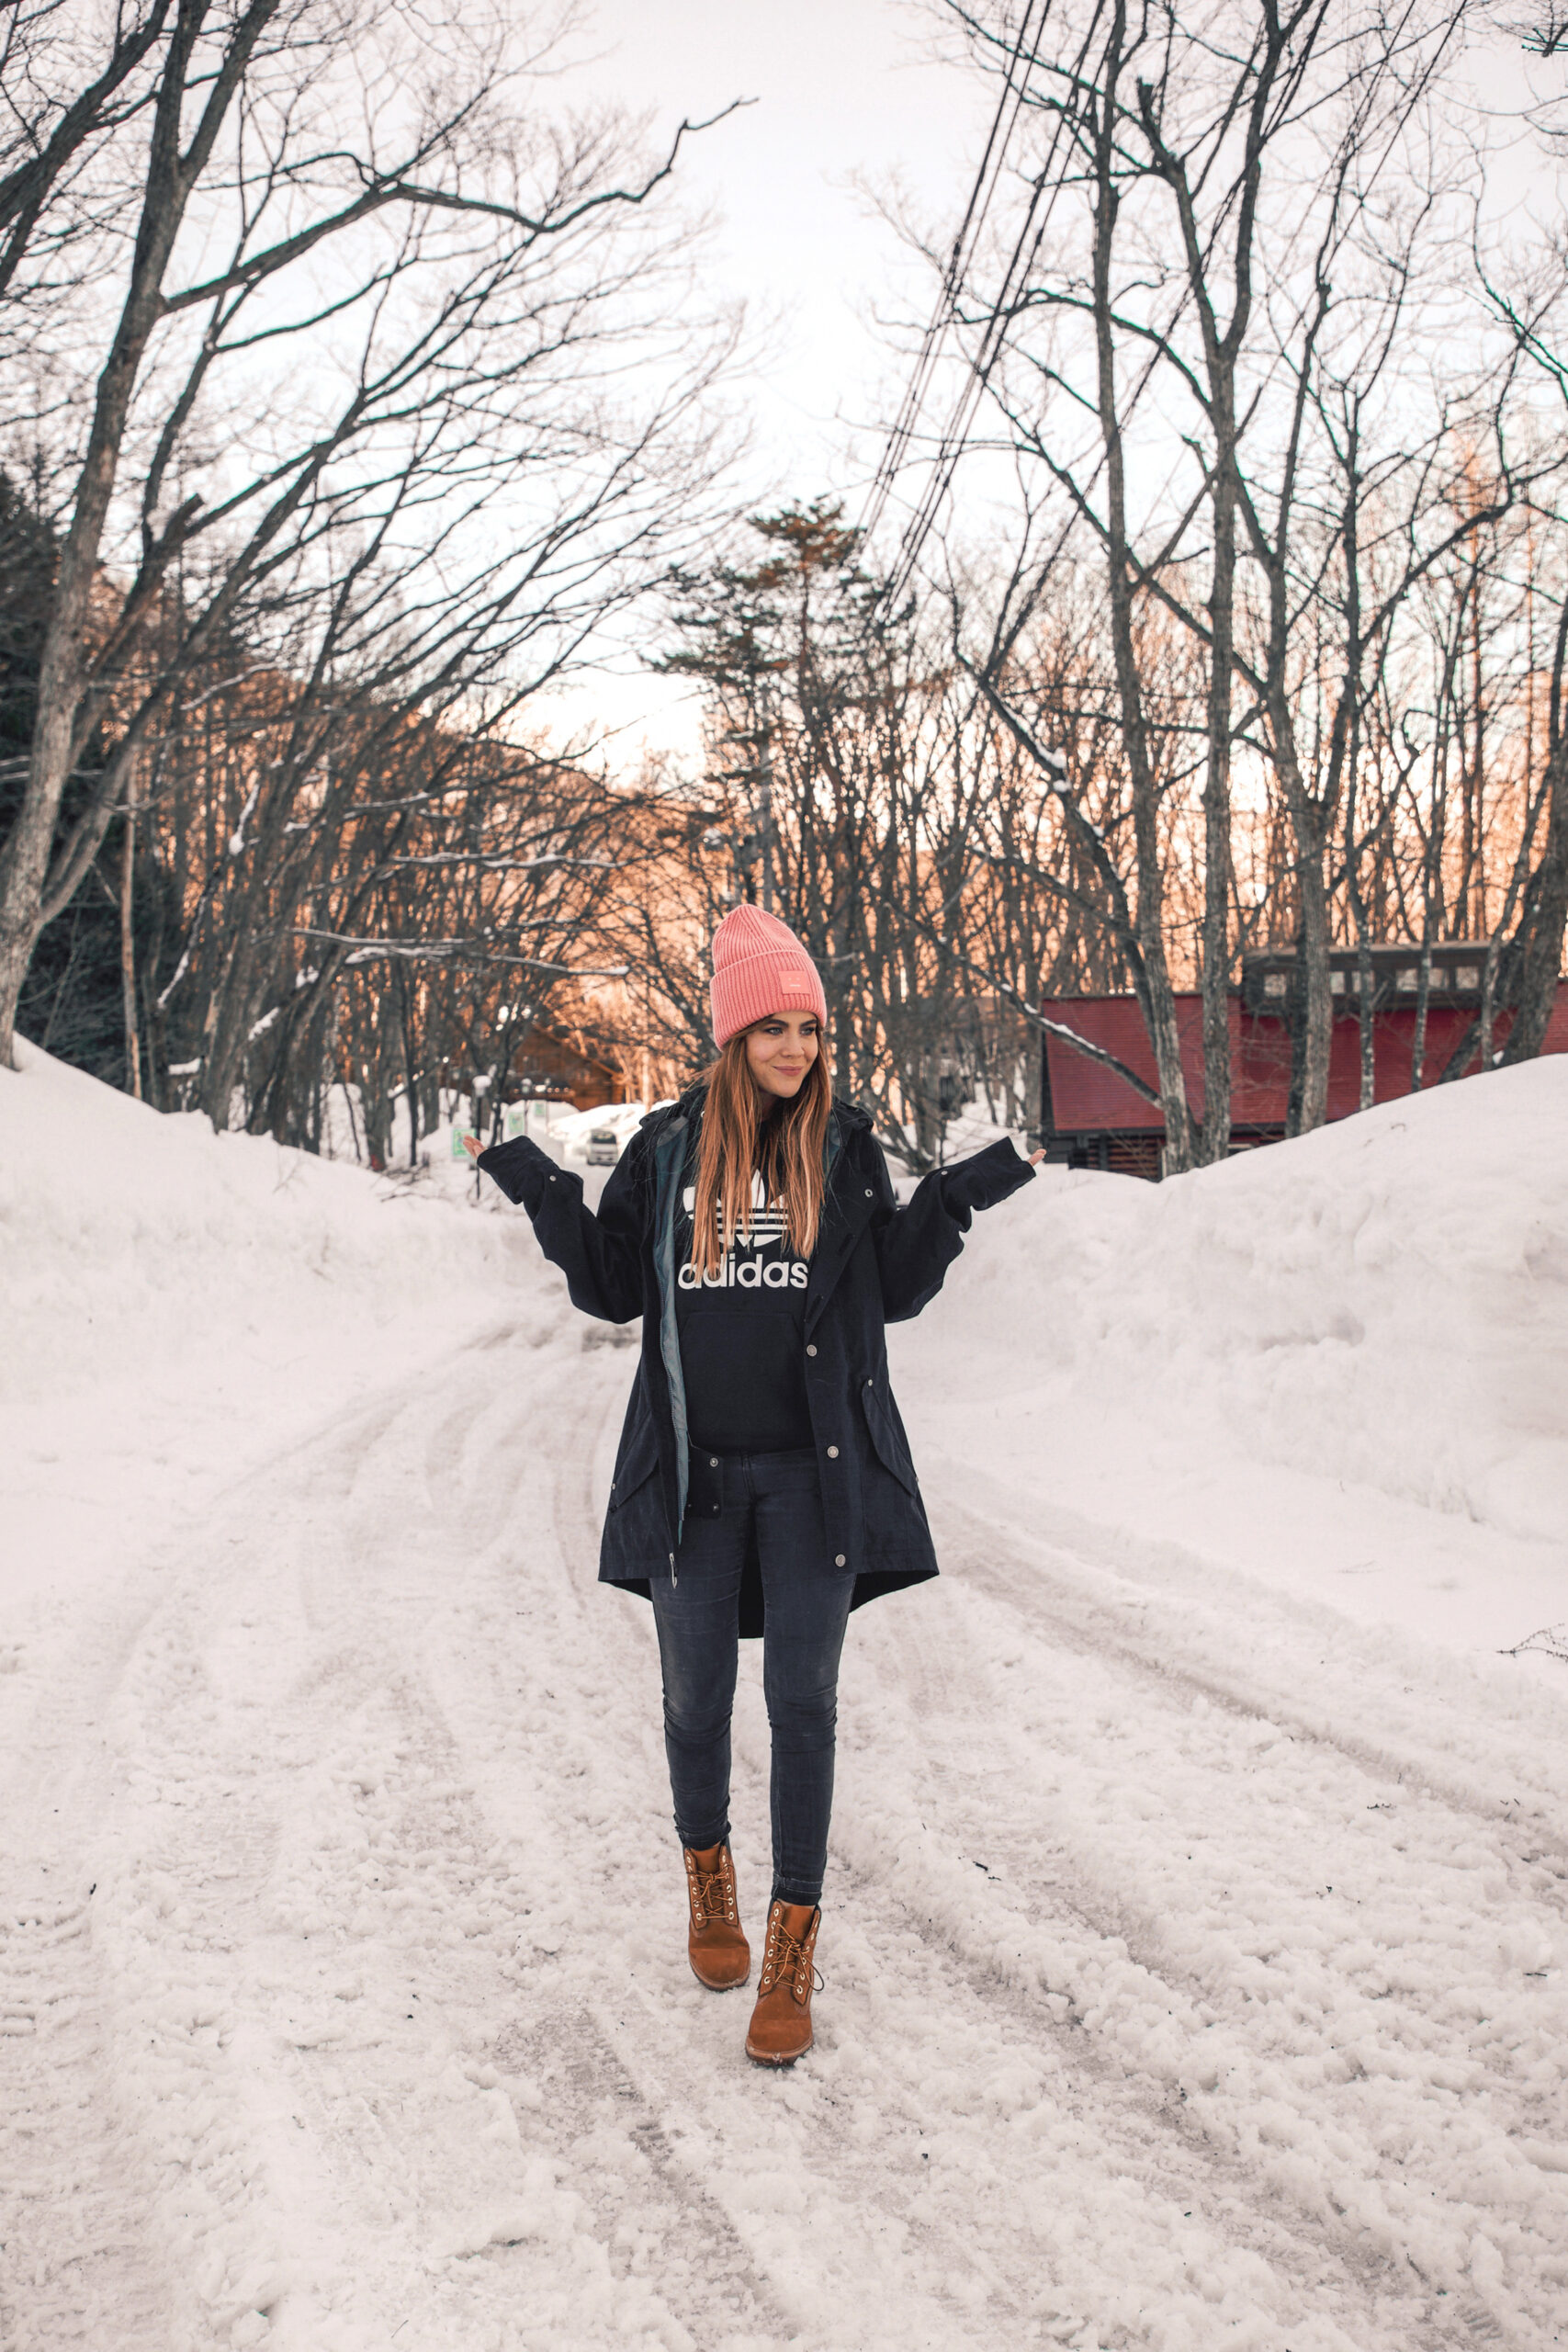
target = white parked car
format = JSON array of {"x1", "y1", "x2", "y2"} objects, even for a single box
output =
[{"x1": 585, "y1": 1126, "x2": 621, "y2": 1166}]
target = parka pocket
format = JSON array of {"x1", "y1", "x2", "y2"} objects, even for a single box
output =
[
  {"x1": 609, "y1": 1412, "x2": 660, "y2": 1510},
  {"x1": 859, "y1": 1381, "x2": 919, "y2": 1497}
]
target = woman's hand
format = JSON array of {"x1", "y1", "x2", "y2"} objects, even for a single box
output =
[
  {"x1": 461, "y1": 1132, "x2": 483, "y2": 1160},
  {"x1": 1028, "y1": 1147, "x2": 1046, "y2": 1166}
]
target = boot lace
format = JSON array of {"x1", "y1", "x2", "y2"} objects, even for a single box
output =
[
  {"x1": 688, "y1": 1855, "x2": 736, "y2": 1928},
  {"x1": 760, "y1": 1912, "x2": 823, "y2": 1999}
]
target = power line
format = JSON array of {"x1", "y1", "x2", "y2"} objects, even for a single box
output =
[
  {"x1": 885, "y1": 0, "x2": 1107, "y2": 607},
  {"x1": 861, "y1": 1, "x2": 1049, "y2": 550},
  {"x1": 868, "y1": 0, "x2": 1111, "y2": 616}
]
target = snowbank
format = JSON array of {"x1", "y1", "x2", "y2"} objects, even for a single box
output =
[
  {"x1": 955, "y1": 1059, "x2": 1565, "y2": 1536},
  {"x1": 5, "y1": 1035, "x2": 1562, "y2": 1658},
  {"x1": 899, "y1": 1058, "x2": 1568, "y2": 1655},
  {"x1": 0, "y1": 1038, "x2": 537, "y2": 1409},
  {"x1": 0, "y1": 1040, "x2": 551, "y2": 1636}
]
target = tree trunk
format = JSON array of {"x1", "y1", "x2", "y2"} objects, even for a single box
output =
[
  {"x1": 1199, "y1": 441, "x2": 1236, "y2": 1164},
  {"x1": 1410, "y1": 936, "x2": 1432, "y2": 1091},
  {"x1": 0, "y1": 0, "x2": 279, "y2": 1068},
  {"x1": 1500, "y1": 729, "x2": 1568, "y2": 1065},
  {"x1": 1089, "y1": 7, "x2": 1195, "y2": 1172},
  {"x1": 200, "y1": 914, "x2": 265, "y2": 1129},
  {"x1": 1355, "y1": 933, "x2": 1373, "y2": 1111},
  {"x1": 1268, "y1": 718, "x2": 1334, "y2": 1133},
  {"x1": 1294, "y1": 826, "x2": 1334, "y2": 1133},
  {"x1": 119, "y1": 756, "x2": 142, "y2": 1099}
]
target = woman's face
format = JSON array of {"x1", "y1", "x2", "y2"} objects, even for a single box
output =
[{"x1": 745, "y1": 1012, "x2": 820, "y2": 1106}]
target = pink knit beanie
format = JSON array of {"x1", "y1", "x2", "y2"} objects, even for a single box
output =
[{"x1": 709, "y1": 904, "x2": 827, "y2": 1046}]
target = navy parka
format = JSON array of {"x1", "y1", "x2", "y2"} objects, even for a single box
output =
[{"x1": 478, "y1": 1091, "x2": 1034, "y2": 1637}]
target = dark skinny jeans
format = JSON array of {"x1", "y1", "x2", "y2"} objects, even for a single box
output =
[{"x1": 649, "y1": 1447, "x2": 852, "y2": 1908}]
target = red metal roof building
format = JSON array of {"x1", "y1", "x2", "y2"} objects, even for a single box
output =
[{"x1": 1042, "y1": 947, "x2": 1568, "y2": 1178}]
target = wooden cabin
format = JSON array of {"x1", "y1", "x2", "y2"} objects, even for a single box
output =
[
  {"x1": 508, "y1": 1025, "x2": 627, "y2": 1112},
  {"x1": 1041, "y1": 948, "x2": 1568, "y2": 1179}
]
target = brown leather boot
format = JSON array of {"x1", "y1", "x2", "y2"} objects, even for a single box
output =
[
  {"x1": 744, "y1": 1899, "x2": 820, "y2": 2064},
  {"x1": 683, "y1": 1841, "x2": 750, "y2": 1990}
]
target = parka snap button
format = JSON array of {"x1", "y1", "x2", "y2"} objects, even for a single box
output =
[
  {"x1": 834, "y1": 1554, "x2": 846, "y2": 1567},
  {"x1": 806, "y1": 1344, "x2": 817, "y2": 1358},
  {"x1": 864, "y1": 1187, "x2": 874, "y2": 1197},
  {"x1": 709, "y1": 1456, "x2": 719, "y2": 1467},
  {"x1": 827, "y1": 1445, "x2": 839, "y2": 1458}
]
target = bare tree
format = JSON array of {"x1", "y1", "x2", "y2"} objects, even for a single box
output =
[
  {"x1": 1474, "y1": 249, "x2": 1568, "y2": 1063},
  {"x1": 660, "y1": 504, "x2": 1017, "y2": 1163},
  {"x1": 916, "y1": 0, "x2": 1488, "y2": 1157},
  {"x1": 0, "y1": 0, "x2": 739, "y2": 1068},
  {"x1": 0, "y1": 0, "x2": 174, "y2": 302}
]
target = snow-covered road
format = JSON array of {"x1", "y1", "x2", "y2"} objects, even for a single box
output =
[{"x1": 5, "y1": 1288, "x2": 1566, "y2": 2352}]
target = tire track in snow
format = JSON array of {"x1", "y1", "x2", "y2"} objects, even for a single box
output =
[
  {"x1": 463, "y1": 1342, "x2": 1024, "y2": 2351},
  {"x1": 527, "y1": 1352, "x2": 1476, "y2": 2352},
  {"x1": 0, "y1": 1890, "x2": 174, "y2": 2352},
  {"x1": 308, "y1": 1333, "x2": 1293, "y2": 2350},
  {"x1": 928, "y1": 1461, "x2": 1568, "y2": 1855},
  {"x1": 73, "y1": 1323, "x2": 816, "y2": 2351},
  {"x1": 11, "y1": 1311, "x2": 1564, "y2": 2349},
  {"x1": 846, "y1": 1524, "x2": 1567, "y2": 2344},
  {"x1": 3, "y1": 1315, "x2": 562, "y2": 2352},
  {"x1": 491, "y1": 1997, "x2": 807, "y2": 2345},
  {"x1": 0, "y1": 1569, "x2": 187, "y2": 2351}
]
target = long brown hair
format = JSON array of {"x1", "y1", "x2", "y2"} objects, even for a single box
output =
[{"x1": 687, "y1": 1027, "x2": 831, "y2": 1279}]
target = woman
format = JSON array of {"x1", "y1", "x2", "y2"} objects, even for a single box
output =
[{"x1": 470, "y1": 905, "x2": 1040, "y2": 2065}]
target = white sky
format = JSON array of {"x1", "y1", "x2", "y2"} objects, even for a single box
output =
[{"x1": 536, "y1": 0, "x2": 991, "y2": 774}]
